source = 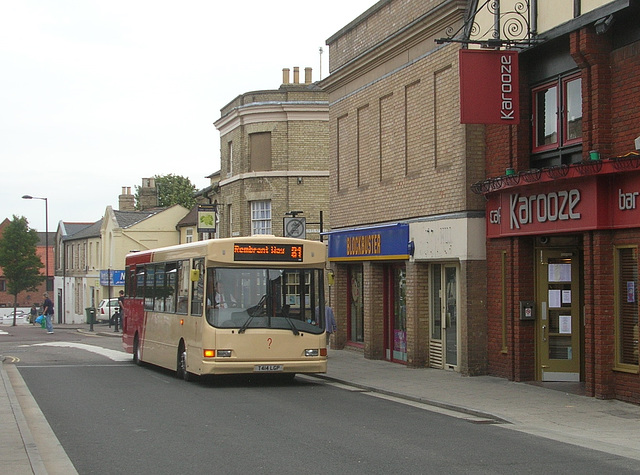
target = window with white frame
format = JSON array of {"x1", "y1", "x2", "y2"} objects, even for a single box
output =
[
  {"x1": 532, "y1": 73, "x2": 582, "y2": 153},
  {"x1": 251, "y1": 201, "x2": 271, "y2": 235},
  {"x1": 186, "y1": 227, "x2": 194, "y2": 243}
]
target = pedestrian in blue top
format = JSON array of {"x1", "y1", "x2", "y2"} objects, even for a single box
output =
[
  {"x1": 43, "y1": 292, "x2": 54, "y2": 334},
  {"x1": 324, "y1": 305, "x2": 337, "y2": 347}
]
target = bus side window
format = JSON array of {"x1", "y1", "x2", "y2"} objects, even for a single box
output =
[
  {"x1": 191, "y1": 258, "x2": 204, "y2": 316},
  {"x1": 136, "y1": 266, "x2": 145, "y2": 299},
  {"x1": 176, "y1": 260, "x2": 189, "y2": 314}
]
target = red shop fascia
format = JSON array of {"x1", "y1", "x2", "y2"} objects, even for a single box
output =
[{"x1": 485, "y1": 158, "x2": 640, "y2": 239}]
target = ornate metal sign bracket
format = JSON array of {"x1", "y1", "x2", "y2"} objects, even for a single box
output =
[{"x1": 436, "y1": 0, "x2": 539, "y2": 49}]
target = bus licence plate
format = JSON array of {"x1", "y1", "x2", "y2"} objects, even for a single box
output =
[{"x1": 254, "y1": 365, "x2": 283, "y2": 372}]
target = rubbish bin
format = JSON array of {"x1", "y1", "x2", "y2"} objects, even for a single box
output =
[{"x1": 85, "y1": 307, "x2": 96, "y2": 324}]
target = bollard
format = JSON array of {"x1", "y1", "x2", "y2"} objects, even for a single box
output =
[{"x1": 86, "y1": 307, "x2": 95, "y2": 332}]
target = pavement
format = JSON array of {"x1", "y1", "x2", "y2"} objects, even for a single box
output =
[{"x1": 2, "y1": 324, "x2": 640, "y2": 474}]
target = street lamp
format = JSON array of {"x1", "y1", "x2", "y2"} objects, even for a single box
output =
[{"x1": 22, "y1": 195, "x2": 49, "y2": 291}]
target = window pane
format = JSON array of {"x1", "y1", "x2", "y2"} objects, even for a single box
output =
[
  {"x1": 191, "y1": 258, "x2": 205, "y2": 316},
  {"x1": 565, "y1": 77, "x2": 582, "y2": 143},
  {"x1": 165, "y1": 262, "x2": 177, "y2": 313},
  {"x1": 176, "y1": 261, "x2": 189, "y2": 314},
  {"x1": 251, "y1": 200, "x2": 272, "y2": 235},
  {"x1": 144, "y1": 266, "x2": 155, "y2": 310},
  {"x1": 617, "y1": 248, "x2": 639, "y2": 366},
  {"x1": 535, "y1": 85, "x2": 557, "y2": 147},
  {"x1": 154, "y1": 264, "x2": 165, "y2": 312}
]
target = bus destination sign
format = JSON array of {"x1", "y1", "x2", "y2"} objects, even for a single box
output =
[{"x1": 234, "y1": 243, "x2": 303, "y2": 262}]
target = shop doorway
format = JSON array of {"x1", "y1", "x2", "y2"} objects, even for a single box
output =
[
  {"x1": 536, "y1": 249, "x2": 582, "y2": 381},
  {"x1": 347, "y1": 266, "x2": 364, "y2": 344},
  {"x1": 383, "y1": 265, "x2": 406, "y2": 362},
  {"x1": 429, "y1": 264, "x2": 458, "y2": 370}
]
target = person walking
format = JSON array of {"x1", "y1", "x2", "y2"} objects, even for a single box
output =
[
  {"x1": 324, "y1": 305, "x2": 337, "y2": 347},
  {"x1": 42, "y1": 292, "x2": 54, "y2": 334},
  {"x1": 29, "y1": 304, "x2": 38, "y2": 325}
]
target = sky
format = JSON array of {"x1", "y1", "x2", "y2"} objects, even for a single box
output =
[{"x1": 0, "y1": 0, "x2": 376, "y2": 232}]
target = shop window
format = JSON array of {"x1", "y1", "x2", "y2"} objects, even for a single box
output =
[
  {"x1": 532, "y1": 74, "x2": 582, "y2": 153},
  {"x1": 615, "y1": 247, "x2": 639, "y2": 369},
  {"x1": 251, "y1": 201, "x2": 271, "y2": 235}
]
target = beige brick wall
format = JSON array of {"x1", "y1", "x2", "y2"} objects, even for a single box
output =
[
  {"x1": 327, "y1": 0, "x2": 457, "y2": 72},
  {"x1": 329, "y1": 43, "x2": 484, "y2": 229},
  {"x1": 215, "y1": 84, "x2": 330, "y2": 239}
]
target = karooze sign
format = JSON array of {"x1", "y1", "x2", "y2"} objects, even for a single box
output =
[
  {"x1": 486, "y1": 180, "x2": 600, "y2": 238},
  {"x1": 459, "y1": 49, "x2": 520, "y2": 124}
]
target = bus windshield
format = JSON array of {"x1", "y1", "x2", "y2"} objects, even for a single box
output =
[{"x1": 206, "y1": 267, "x2": 325, "y2": 335}]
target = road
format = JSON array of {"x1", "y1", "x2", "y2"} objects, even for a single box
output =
[{"x1": 3, "y1": 325, "x2": 640, "y2": 474}]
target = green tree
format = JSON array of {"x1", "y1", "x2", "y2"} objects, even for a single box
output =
[
  {"x1": 135, "y1": 174, "x2": 196, "y2": 210},
  {"x1": 0, "y1": 216, "x2": 44, "y2": 326}
]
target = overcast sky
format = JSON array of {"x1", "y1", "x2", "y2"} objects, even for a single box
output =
[{"x1": 1, "y1": 0, "x2": 375, "y2": 232}]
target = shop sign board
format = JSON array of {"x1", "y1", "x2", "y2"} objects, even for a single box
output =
[
  {"x1": 459, "y1": 49, "x2": 520, "y2": 124},
  {"x1": 100, "y1": 270, "x2": 125, "y2": 286},
  {"x1": 486, "y1": 174, "x2": 640, "y2": 238},
  {"x1": 326, "y1": 223, "x2": 410, "y2": 261}
]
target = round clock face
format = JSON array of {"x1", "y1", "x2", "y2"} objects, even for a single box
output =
[{"x1": 286, "y1": 218, "x2": 305, "y2": 238}]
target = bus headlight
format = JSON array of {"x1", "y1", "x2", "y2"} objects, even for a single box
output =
[
  {"x1": 217, "y1": 350, "x2": 232, "y2": 358},
  {"x1": 305, "y1": 349, "x2": 319, "y2": 357}
]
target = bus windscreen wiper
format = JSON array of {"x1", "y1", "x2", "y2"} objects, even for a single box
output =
[
  {"x1": 239, "y1": 295, "x2": 266, "y2": 334},
  {"x1": 282, "y1": 314, "x2": 299, "y2": 336}
]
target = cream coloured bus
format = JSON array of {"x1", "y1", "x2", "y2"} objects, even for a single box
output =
[{"x1": 122, "y1": 236, "x2": 328, "y2": 380}]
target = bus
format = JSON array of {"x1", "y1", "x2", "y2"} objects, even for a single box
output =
[{"x1": 122, "y1": 236, "x2": 328, "y2": 380}]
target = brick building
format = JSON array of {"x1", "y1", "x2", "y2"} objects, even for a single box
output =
[
  {"x1": 213, "y1": 67, "x2": 329, "y2": 241},
  {"x1": 321, "y1": 0, "x2": 487, "y2": 374},
  {"x1": 475, "y1": 0, "x2": 640, "y2": 402},
  {"x1": 0, "y1": 217, "x2": 54, "y2": 310}
]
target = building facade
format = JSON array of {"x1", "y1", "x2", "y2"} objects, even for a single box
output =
[
  {"x1": 55, "y1": 203, "x2": 189, "y2": 323},
  {"x1": 475, "y1": 0, "x2": 640, "y2": 402},
  {"x1": 213, "y1": 67, "x2": 329, "y2": 241},
  {"x1": 321, "y1": 0, "x2": 487, "y2": 374},
  {"x1": 0, "y1": 218, "x2": 54, "y2": 311}
]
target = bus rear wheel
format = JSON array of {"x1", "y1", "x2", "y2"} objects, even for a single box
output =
[
  {"x1": 133, "y1": 335, "x2": 143, "y2": 366},
  {"x1": 177, "y1": 344, "x2": 190, "y2": 381}
]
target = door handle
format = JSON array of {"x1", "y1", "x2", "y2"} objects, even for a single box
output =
[{"x1": 542, "y1": 325, "x2": 547, "y2": 342}]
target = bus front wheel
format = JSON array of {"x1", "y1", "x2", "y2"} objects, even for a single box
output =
[{"x1": 177, "y1": 343, "x2": 190, "y2": 381}]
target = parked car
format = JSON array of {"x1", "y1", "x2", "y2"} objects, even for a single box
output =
[
  {"x1": 98, "y1": 298, "x2": 120, "y2": 323},
  {"x1": 1, "y1": 310, "x2": 29, "y2": 325}
]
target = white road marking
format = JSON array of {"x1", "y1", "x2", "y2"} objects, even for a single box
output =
[{"x1": 30, "y1": 342, "x2": 131, "y2": 361}]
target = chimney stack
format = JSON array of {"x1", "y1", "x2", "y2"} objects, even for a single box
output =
[
  {"x1": 282, "y1": 68, "x2": 290, "y2": 85},
  {"x1": 118, "y1": 186, "x2": 135, "y2": 211},
  {"x1": 305, "y1": 67, "x2": 312, "y2": 84},
  {"x1": 139, "y1": 177, "x2": 158, "y2": 210},
  {"x1": 293, "y1": 66, "x2": 299, "y2": 84}
]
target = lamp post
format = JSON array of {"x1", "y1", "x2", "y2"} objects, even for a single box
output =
[{"x1": 22, "y1": 195, "x2": 49, "y2": 291}]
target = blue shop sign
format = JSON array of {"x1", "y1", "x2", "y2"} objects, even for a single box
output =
[
  {"x1": 100, "y1": 270, "x2": 125, "y2": 286},
  {"x1": 325, "y1": 223, "x2": 411, "y2": 261}
]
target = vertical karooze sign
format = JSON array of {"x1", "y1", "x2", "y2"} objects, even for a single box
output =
[{"x1": 459, "y1": 49, "x2": 520, "y2": 124}]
